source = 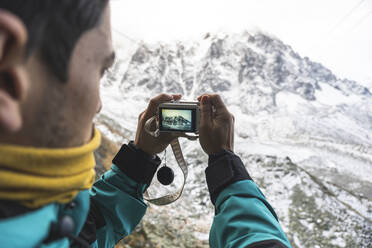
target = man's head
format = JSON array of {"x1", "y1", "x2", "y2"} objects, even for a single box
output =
[{"x1": 0, "y1": 0, "x2": 114, "y2": 148}]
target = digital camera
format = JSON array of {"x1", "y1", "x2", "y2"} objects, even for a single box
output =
[{"x1": 158, "y1": 101, "x2": 200, "y2": 134}]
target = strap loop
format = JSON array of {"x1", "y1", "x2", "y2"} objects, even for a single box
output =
[{"x1": 144, "y1": 116, "x2": 160, "y2": 138}]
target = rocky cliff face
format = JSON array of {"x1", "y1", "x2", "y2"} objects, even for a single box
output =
[
  {"x1": 98, "y1": 31, "x2": 372, "y2": 247},
  {"x1": 120, "y1": 32, "x2": 370, "y2": 103}
]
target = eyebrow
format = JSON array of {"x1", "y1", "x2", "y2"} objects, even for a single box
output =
[{"x1": 104, "y1": 51, "x2": 116, "y2": 67}]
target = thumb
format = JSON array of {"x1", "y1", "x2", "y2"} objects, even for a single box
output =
[{"x1": 200, "y1": 96, "x2": 212, "y2": 128}]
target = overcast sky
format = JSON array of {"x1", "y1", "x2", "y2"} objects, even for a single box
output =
[{"x1": 111, "y1": 0, "x2": 372, "y2": 88}]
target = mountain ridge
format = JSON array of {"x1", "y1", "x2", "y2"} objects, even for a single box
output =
[{"x1": 118, "y1": 31, "x2": 371, "y2": 100}]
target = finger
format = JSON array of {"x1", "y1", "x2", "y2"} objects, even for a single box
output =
[
  {"x1": 156, "y1": 132, "x2": 179, "y2": 149},
  {"x1": 200, "y1": 95, "x2": 212, "y2": 128},
  {"x1": 144, "y1": 93, "x2": 174, "y2": 119},
  {"x1": 209, "y1": 94, "x2": 228, "y2": 114},
  {"x1": 172, "y1": 94, "x2": 182, "y2": 101},
  {"x1": 138, "y1": 110, "x2": 145, "y2": 121},
  {"x1": 197, "y1": 94, "x2": 210, "y2": 102}
]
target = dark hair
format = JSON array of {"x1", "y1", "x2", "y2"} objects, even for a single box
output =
[{"x1": 0, "y1": 0, "x2": 109, "y2": 82}]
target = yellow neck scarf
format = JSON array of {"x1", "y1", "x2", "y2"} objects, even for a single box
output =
[{"x1": 0, "y1": 129, "x2": 101, "y2": 208}]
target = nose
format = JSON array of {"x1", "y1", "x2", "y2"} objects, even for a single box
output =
[{"x1": 96, "y1": 99, "x2": 102, "y2": 113}]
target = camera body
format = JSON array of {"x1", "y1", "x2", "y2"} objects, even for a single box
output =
[{"x1": 158, "y1": 101, "x2": 200, "y2": 134}]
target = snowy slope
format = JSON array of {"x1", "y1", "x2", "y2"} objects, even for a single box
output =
[{"x1": 98, "y1": 31, "x2": 372, "y2": 247}]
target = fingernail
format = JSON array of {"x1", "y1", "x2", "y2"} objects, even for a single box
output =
[{"x1": 202, "y1": 96, "x2": 208, "y2": 104}]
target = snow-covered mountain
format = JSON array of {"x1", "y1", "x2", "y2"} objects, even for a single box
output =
[{"x1": 97, "y1": 31, "x2": 372, "y2": 248}]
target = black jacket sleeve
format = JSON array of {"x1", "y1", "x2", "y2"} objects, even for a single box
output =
[{"x1": 206, "y1": 150, "x2": 253, "y2": 204}]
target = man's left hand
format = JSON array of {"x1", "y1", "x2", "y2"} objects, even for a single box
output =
[{"x1": 134, "y1": 93, "x2": 181, "y2": 155}]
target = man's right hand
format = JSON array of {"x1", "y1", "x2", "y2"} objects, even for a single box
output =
[{"x1": 197, "y1": 94, "x2": 235, "y2": 155}]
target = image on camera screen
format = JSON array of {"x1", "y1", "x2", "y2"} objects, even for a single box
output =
[{"x1": 161, "y1": 109, "x2": 193, "y2": 132}]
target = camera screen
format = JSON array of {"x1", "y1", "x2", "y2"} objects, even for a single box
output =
[{"x1": 160, "y1": 108, "x2": 195, "y2": 132}]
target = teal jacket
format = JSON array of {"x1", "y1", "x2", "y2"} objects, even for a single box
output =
[{"x1": 0, "y1": 144, "x2": 292, "y2": 248}]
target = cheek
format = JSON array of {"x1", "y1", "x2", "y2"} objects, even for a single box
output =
[{"x1": 70, "y1": 71, "x2": 101, "y2": 122}]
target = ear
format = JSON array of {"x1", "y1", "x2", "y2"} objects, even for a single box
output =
[{"x1": 0, "y1": 10, "x2": 28, "y2": 133}]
